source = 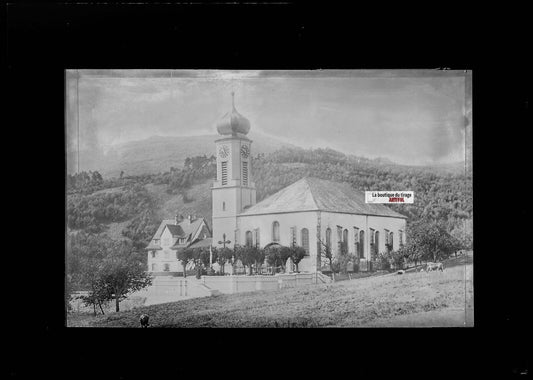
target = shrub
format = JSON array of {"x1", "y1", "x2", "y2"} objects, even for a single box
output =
[{"x1": 378, "y1": 252, "x2": 391, "y2": 271}]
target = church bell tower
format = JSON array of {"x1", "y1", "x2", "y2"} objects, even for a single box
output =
[{"x1": 211, "y1": 92, "x2": 256, "y2": 249}]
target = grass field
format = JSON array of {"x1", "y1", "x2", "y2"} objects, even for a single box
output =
[{"x1": 67, "y1": 253, "x2": 473, "y2": 328}]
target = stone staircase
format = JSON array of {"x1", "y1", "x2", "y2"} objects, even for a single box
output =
[{"x1": 315, "y1": 272, "x2": 333, "y2": 284}]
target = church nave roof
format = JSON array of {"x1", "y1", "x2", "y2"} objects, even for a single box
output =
[{"x1": 239, "y1": 177, "x2": 407, "y2": 219}]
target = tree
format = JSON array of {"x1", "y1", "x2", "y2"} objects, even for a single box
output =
[
  {"x1": 265, "y1": 246, "x2": 279, "y2": 271},
  {"x1": 80, "y1": 278, "x2": 111, "y2": 316},
  {"x1": 98, "y1": 240, "x2": 153, "y2": 312},
  {"x1": 239, "y1": 246, "x2": 265, "y2": 275},
  {"x1": 122, "y1": 210, "x2": 159, "y2": 250},
  {"x1": 317, "y1": 236, "x2": 336, "y2": 277},
  {"x1": 265, "y1": 245, "x2": 290, "y2": 273},
  {"x1": 254, "y1": 247, "x2": 266, "y2": 274},
  {"x1": 194, "y1": 246, "x2": 218, "y2": 272},
  {"x1": 238, "y1": 246, "x2": 256, "y2": 275},
  {"x1": 450, "y1": 218, "x2": 473, "y2": 254},
  {"x1": 217, "y1": 247, "x2": 232, "y2": 275},
  {"x1": 177, "y1": 247, "x2": 195, "y2": 278},
  {"x1": 68, "y1": 232, "x2": 111, "y2": 315},
  {"x1": 404, "y1": 219, "x2": 460, "y2": 264},
  {"x1": 234, "y1": 245, "x2": 257, "y2": 275},
  {"x1": 397, "y1": 244, "x2": 421, "y2": 267},
  {"x1": 289, "y1": 246, "x2": 306, "y2": 273},
  {"x1": 336, "y1": 241, "x2": 355, "y2": 274},
  {"x1": 278, "y1": 246, "x2": 291, "y2": 272}
]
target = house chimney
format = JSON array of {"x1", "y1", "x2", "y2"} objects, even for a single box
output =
[
  {"x1": 188, "y1": 214, "x2": 192, "y2": 223},
  {"x1": 175, "y1": 214, "x2": 184, "y2": 225}
]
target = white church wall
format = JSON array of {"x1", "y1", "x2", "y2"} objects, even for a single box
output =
[
  {"x1": 320, "y1": 212, "x2": 368, "y2": 258},
  {"x1": 237, "y1": 211, "x2": 406, "y2": 272},
  {"x1": 320, "y1": 212, "x2": 406, "y2": 259},
  {"x1": 367, "y1": 215, "x2": 407, "y2": 253},
  {"x1": 237, "y1": 211, "x2": 319, "y2": 272}
]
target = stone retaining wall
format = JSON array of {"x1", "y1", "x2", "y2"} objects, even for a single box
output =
[{"x1": 201, "y1": 272, "x2": 324, "y2": 294}]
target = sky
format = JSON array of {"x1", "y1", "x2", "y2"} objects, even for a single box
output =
[{"x1": 66, "y1": 69, "x2": 471, "y2": 166}]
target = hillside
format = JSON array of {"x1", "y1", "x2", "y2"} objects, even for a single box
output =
[
  {"x1": 147, "y1": 181, "x2": 212, "y2": 228},
  {"x1": 67, "y1": 144, "x2": 472, "y2": 252},
  {"x1": 81, "y1": 132, "x2": 297, "y2": 178},
  {"x1": 68, "y1": 254, "x2": 473, "y2": 328},
  {"x1": 89, "y1": 181, "x2": 213, "y2": 242}
]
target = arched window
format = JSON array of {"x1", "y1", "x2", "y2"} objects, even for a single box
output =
[
  {"x1": 272, "y1": 221, "x2": 280, "y2": 242},
  {"x1": 374, "y1": 231, "x2": 380, "y2": 257},
  {"x1": 343, "y1": 229, "x2": 349, "y2": 253},
  {"x1": 151, "y1": 263, "x2": 157, "y2": 271},
  {"x1": 359, "y1": 230, "x2": 365, "y2": 258},
  {"x1": 151, "y1": 251, "x2": 156, "y2": 258},
  {"x1": 301, "y1": 228, "x2": 310, "y2": 256},
  {"x1": 245, "y1": 230, "x2": 253, "y2": 247},
  {"x1": 354, "y1": 227, "x2": 359, "y2": 257},
  {"x1": 326, "y1": 228, "x2": 332, "y2": 251},
  {"x1": 254, "y1": 228, "x2": 260, "y2": 248},
  {"x1": 222, "y1": 201, "x2": 226, "y2": 211},
  {"x1": 290, "y1": 226, "x2": 297, "y2": 247}
]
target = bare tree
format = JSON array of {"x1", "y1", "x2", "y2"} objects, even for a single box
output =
[{"x1": 317, "y1": 236, "x2": 338, "y2": 281}]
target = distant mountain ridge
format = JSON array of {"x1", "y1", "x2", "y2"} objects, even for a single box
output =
[
  {"x1": 82, "y1": 132, "x2": 297, "y2": 178},
  {"x1": 76, "y1": 132, "x2": 466, "y2": 178}
]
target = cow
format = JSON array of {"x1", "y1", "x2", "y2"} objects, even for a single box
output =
[
  {"x1": 139, "y1": 314, "x2": 150, "y2": 328},
  {"x1": 426, "y1": 262, "x2": 444, "y2": 272}
]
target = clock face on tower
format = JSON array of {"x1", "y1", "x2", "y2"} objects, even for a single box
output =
[
  {"x1": 240, "y1": 145, "x2": 250, "y2": 158},
  {"x1": 218, "y1": 145, "x2": 229, "y2": 158}
]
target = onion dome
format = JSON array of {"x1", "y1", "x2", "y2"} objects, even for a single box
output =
[{"x1": 216, "y1": 92, "x2": 251, "y2": 136}]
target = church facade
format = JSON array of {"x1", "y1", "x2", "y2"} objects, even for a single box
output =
[{"x1": 211, "y1": 93, "x2": 407, "y2": 272}]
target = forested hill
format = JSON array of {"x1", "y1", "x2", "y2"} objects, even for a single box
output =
[
  {"x1": 67, "y1": 146, "x2": 472, "y2": 251},
  {"x1": 253, "y1": 147, "x2": 471, "y2": 223}
]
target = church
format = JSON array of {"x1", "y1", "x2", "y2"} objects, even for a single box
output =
[{"x1": 211, "y1": 93, "x2": 407, "y2": 273}]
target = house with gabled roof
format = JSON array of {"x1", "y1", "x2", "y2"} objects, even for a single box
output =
[{"x1": 146, "y1": 214, "x2": 211, "y2": 275}]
